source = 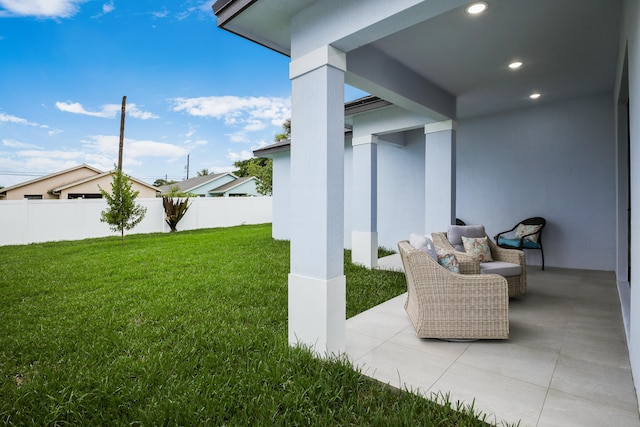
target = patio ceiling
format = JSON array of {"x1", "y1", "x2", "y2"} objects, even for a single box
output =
[
  {"x1": 368, "y1": 0, "x2": 622, "y2": 118},
  {"x1": 214, "y1": 0, "x2": 623, "y2": 119}
]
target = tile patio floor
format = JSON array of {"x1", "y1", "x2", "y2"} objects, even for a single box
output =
[{"x1": 345, "y1": 256, "x2": 639, "y2": 426}]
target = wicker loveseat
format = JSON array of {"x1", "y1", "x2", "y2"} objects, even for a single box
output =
[
  {"x1": 432, "y1": 227, "x2": 527, "y2": 297},
  {"x1": 398, "y1": 240, "x2": 509, "y2": 340}
]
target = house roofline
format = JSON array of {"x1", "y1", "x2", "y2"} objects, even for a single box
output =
[
  {"x1": 50, "y1": 170, "x2": 159, "y2": 194},
  {"x1": 212, "y1": 0, "x2": 257, "y2": 26},
  {"x1": 158, "y1": 172, "x2": 237, "y2": 194},
  {"x1": 344, "y1": 96, "x2": 391, "y2": 115},
  {"x1": 209, "y1": 176, "x2": 258, "y2": 194},
  {"x1": 0, "y1": 164, "x2": 103, "y2": 195},
  {"x1": 212, "y1": 0, "x2": 291, "y2": 57}
]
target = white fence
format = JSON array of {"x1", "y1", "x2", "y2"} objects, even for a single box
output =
[{"x1": 0, "y1": 197, "x2": 272, "y2": 246}]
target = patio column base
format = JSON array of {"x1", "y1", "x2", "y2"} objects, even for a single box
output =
[
  {"x1": 351, "y1": 231, "x2": 378, "y2": 268},
  {"x1": 288, "y1": 273, "x2": 346, "y2": 357}
]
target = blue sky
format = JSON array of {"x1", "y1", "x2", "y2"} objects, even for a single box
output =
[{"x1": 0, "y1": 0, "x2": 365, "y2": 187}]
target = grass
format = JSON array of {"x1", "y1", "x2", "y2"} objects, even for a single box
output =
[{"x1": 0, "y1": 224, "x2": 493, "y2": 426}]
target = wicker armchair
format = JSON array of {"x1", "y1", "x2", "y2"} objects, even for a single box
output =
[
  {"x1": 432, "y1": 232, "x2": 526, "y2": 297},
  {"x1": 398, "y1": 241, "x2": 509, "y2": 340}
]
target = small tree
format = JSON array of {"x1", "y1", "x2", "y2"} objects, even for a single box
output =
[
  {"x1": 161, "y1": 186, "x2": 193, "y2": 232},
  {"x1": 99, "y1": 168, "x2": 147, "y2": 244},
  {"x1": 247, "y1": 159, "x2": 272, "y2": 196}
]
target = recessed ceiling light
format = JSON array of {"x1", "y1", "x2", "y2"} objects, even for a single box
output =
[
  {"x1": 466, "y1": 2, "x2": 488, "y2": 15},
  {"x1": 508, "y1": 61, "x2": 523, "y2": 70},
  {"x1": 530, "y1": 92, "x2": 541, "y2": 100}
]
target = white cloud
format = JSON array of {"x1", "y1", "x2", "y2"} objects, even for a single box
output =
[
  {"x1": 82, "y1": 135, "x2": 188, "y2": 162},
  {"x1": 56, "y1": 101, "x2": 159, "y2": 120},
  {"x1": 128, "y1": 107, "x2": 160, "y2": 120},
  {"x1": 101, "y1": 2, "x2": 114, "y2": 14},
  {"x1": 0, "y1": 112, "x2": 39, "y2": 126},
  {"x1": 226, "y1": 132, "x2": 249, "y2": 144},
  {"x1": 0, "y1": 0, "x2": 87, "y2": 18},
  {"x1": 55, "y1": 101, "x2": 119, "y2": 118},
  {"x1": 2, "y1": 139, "x2": 42, "y2": 149},
  {"x1": 18, "y1": 149, "x2": 83, "y2": 160},
  {"x1": 226, "y1": 149, "x2": 253, "y2": 163},
  {"x1": 0, "y1": 112, "x2": 58, "y2": 133},
  {"x1": 172, "y1": 95, "x2": 290, "y2": 136},
  {"x1": 175, "y1": 1, "x2": 211, "y2": 21},
  {"x1": 91, "y1": 1, "x2": 114, "y2": 18},
  {"x1": 152, "y1": 9, "x2": 169, "y2": 19}
]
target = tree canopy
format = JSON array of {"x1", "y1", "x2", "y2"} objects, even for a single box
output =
[
  {"x1": 153, "y1": 178, "x2": 178, "y2": 187},
  {"x1": 232, "y1": 118, "x2": 290, "y2": 196}
]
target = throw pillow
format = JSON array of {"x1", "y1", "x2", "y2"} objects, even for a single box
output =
[
  {"x1": 409, "y1": 233, "x2": 428, "y2": 252},
  {"x1": 515, "y1": 224, "x2": 541, "y2": 242},
  {"x1": 461, "y1": 236, "x2": 493, "y2": 263},
  {"x1": 435, "y1": 246, "x2": 460, "y2": 273},
  {"x1": 410, "y1": 233, "x2": 438, "y2": 261}
]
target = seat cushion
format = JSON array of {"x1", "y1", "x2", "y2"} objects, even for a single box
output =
[
  {"x1": 480, "y1": 261, "x2": 522, "y2": 277},
  {"x1": 499, "y1": 237, "x2": 541, "y2": 249},
  {"x1": 447, "y1": 225, "x2": 486, "y2": 251}
]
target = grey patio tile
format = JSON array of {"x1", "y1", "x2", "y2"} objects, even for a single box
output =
[
  {"x1": 344, "y1": 329, "x2": 385, "y2": 362},
  {"x1": 428, "y1": 362, "x2": 548, "y2": 427},
  {"x1": 560, "y1": 329, "x2": 630, "y2": 368},
  {"x1": 388, "y1": 327, "x2": 472, "y2": 362},
  {"x1": 353, "y1": 339, "x2": 454, "y2": 392},
  {"x1": 550, "y1": 355, "x2": 637, "y2": 413},
  {"x1": 538, "y1": 388, "x2": 640, "y2": 427},
  {"x1": 455, "y1": 341, "x2": 559, "y2": 388}
]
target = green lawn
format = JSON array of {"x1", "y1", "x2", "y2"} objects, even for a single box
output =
[{"x1": 0, "y1": 224, "x2": 490, "y2": 426}]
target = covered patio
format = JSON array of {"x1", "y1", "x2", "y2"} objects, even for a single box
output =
[
  {"x1": 213, "y1": 0, "x2": 640, "y2": 421},
  {"x1": 348, "y1": 258, "x2": 637, "y2": 426}
]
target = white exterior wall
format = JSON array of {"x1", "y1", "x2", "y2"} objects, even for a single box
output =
[
  {"x1": 457, "y1": 93, "x2": 616, "y2": 271},
  {"x1": 271, "y1": 153, "x2": 291, "y2": 240},
  {"x1": 375, "y1": 129, "x2": 427, "y2": 250},
  {"x1": 342, "y1": 129, "x2": 426, "y2": 252},
  {"x1": 270, "y1": 94, "x2": 616, "y2": 271},
  {"x1": 0, "y1": 197, "x2": 272, "y2": 246}
]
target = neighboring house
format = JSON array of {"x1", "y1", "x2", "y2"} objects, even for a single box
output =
[
  {"x1": 208, "y1": 176, "x2": 260, "y2": 197},
  {"x1": 214, "y1": 0, "x2": 640, "y2": 391},
  {"x1": 158, "y1": 173, "x2": 261, "y2": 197},
  {"x1": 0, "y1": 164, "x2": 159, "y2": 200}
]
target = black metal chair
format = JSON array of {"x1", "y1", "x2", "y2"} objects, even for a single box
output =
[{"x1": 494, "y1": 217, "x2": 546, "y2": 270}]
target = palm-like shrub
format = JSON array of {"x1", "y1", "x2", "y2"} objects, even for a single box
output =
[{"x1": 162, "y1": 185, "x2": 193, "y2": 232}]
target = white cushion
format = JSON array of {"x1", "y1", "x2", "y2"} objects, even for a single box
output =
[{"x1": 409, "y1": 233, "x2": 438, "y2": 261}]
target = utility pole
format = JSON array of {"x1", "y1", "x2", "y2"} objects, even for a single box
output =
[
  {"x1": 185, "y1": 154, "x2": 190, "y2": 179},
  {"x1": 118, "y1": 96, "x2": 126, "y2": 171}
]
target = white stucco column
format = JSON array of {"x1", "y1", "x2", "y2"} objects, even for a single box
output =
[
  {"x1": 288, "y1": 45, "x2": 346, "y2": 356},
  {"x1": 351, "y1": 135, "x2": 378, "y2": 268},
  {"x1": 424, "y1": 120, "x2": 456, "y2": 234}
]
